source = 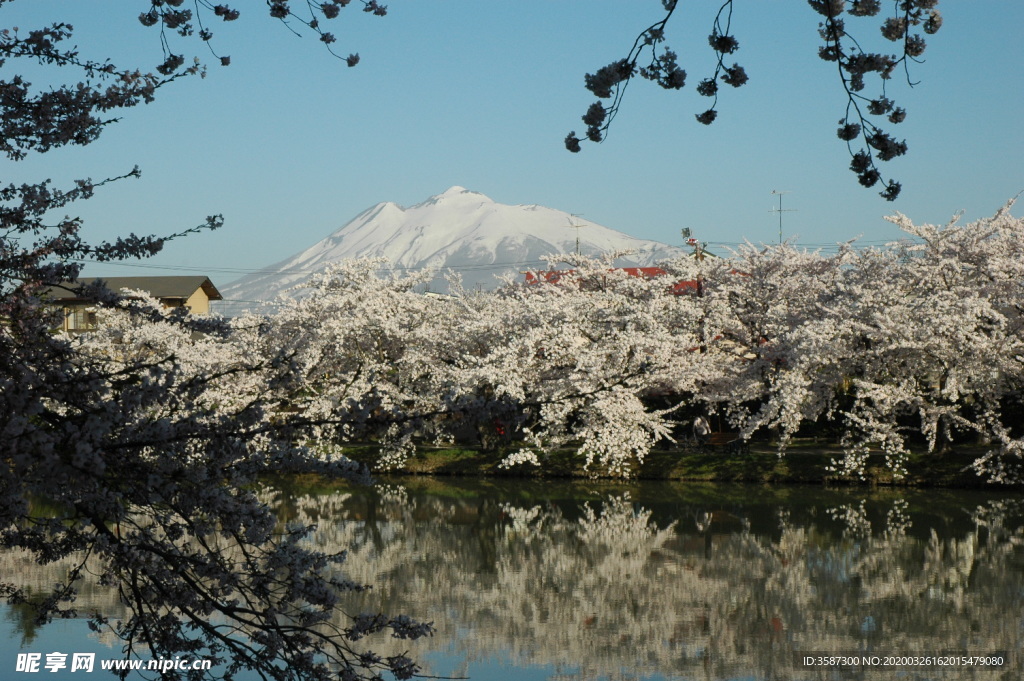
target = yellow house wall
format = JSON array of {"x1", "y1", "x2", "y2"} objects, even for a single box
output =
[{"x1": 183, "y1": 289, "x2": 210, "y2": 314}]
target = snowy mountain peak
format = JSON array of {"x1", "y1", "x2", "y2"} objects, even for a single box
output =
[
  {"x1": 217, "y1": 188, "x2": 684, "y2": 314},
  {"x1": 414, "y1": 185, "x2": 492, "y2": 208}
]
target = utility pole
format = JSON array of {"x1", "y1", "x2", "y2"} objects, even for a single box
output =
[
  {"x1": 568, "y1": 214, "x2": 585, "y2": 255},
  {"x1": 769, "y1": 190, "x2": 796, "y2": 245}
]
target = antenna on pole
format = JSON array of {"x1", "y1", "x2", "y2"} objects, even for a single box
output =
[
  {"x1": 568, "y1": 214, "x2": 585, "y2": 255},
  {"x1": 769, "y1": 190, "x2": 796, "y2": 245},
  {"x1": 681, "y1": 227, "x2": 702, "y2": 258}
]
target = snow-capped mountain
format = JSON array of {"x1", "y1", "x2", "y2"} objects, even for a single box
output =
[{"x1": 218, "y1": 186, "x2": 683, "y2": 312}]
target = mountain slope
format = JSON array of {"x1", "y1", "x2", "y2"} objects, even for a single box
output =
[{"x1": 218, "y1": 186, "x2": 683, "y2": 312}]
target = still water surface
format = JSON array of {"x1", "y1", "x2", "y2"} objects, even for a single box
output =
[{"x1": 4, "y1": 479, "x2": 1023, "y2": 680}]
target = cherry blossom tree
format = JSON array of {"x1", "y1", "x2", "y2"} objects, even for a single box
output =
[
  {"x1": 257, "y1": 255, "x2": 690, "y2": 477},
  {"x1": 0, "y1": 5, "x2": 431, "y2": 680},
  {"x1": 260, "y1": 212, "x2": 1022, "y2": 484},
  {"x1": 831, "y1": 204, "x2": 1024, "y2": 480},
  {"x1": 433, "y1": 255, "x2": 687, "y2": 475},
  {"x1": 2, "y1": 285, "x2": 434, "y2": 680},
  {"x1": 567, "y1": 0, "x2": 944, "y2": 200},
  {"x1": 662, "y1": 205, "x2": 1024, "y2": 481},
  {"x1": 245, "y1": 259, "x2": 442, "y2": 469},
  {"x1": 662, "y1": 241, "x2": 862, "y2": 444}
]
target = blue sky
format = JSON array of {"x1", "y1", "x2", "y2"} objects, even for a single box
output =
[{"x1": 4, "y1": 1, "x2": 1022, "y2": 285}]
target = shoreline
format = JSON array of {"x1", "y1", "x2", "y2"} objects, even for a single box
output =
[{"x1": 333, "y1": 441, "x2": 1020, "y2": 489}]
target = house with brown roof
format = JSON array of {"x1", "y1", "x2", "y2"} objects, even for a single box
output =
[{"x1": 45, "y1": 276, "x2": 223, "y2": 332}]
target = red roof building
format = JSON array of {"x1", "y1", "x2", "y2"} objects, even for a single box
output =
[{"x1": 523, "y1": 267, "x2": 700, "y2": 295}]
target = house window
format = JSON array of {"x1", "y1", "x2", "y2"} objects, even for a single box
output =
[{"x1": 66, "y1": 307, "x2": 97, "y2": 332}]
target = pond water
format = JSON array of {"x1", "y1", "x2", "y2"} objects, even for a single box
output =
[{"x1": 3, "y1": 478, "x2": 1024, "y2": 680}]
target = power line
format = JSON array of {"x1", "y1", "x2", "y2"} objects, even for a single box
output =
[
  {"x1": 72, "y1": 237, "x2": 918, "y2": 281},
  {"x1": 70, "y1": 248, "x2": 684, "y2": 278}
]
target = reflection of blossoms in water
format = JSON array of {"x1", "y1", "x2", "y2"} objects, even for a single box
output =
[
  {"x1": 885, "y1": 498, "x2": 911, "y2": 539},
  {"x1": 969, "y1": 499, "x2": 1024, "y2": 545},
  {"x1": 576, "y1": 493, "x2": 677, "y2": 551},
  {"x1": 776, "y1": 507, "x2": 790, "y2": 531},
  {"x1": 307, "y1": 487, "x2": 1022, "y2": 680},
  {"x1": 374, "y1": 483, "x2": 409, "y2": 506},
  {"x1": 500, "y1": 503, "x2": 542, "y2": 536},
  {"x1": 482, "y1": 493, "x2": 690, "y2": 681},
  {"x1": 827, "y1": 498, "x2": 912, "y2": 539},
  {"x1": 828, "y1": 500, "x2": 872, "y2": 538},
  {"x1": 7, "y1": 486, "x2": 1022, "y2": 681}
]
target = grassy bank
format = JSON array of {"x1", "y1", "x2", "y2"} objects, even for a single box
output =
[{"x1": 334, "y1": 441, "x2": 1015, "y2": 488}]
